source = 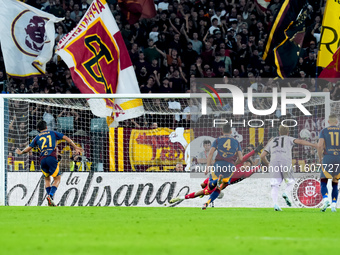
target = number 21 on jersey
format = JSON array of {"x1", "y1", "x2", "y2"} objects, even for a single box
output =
[{"x1": 39, "y1": 135, "x2": 52, "y2": 149}]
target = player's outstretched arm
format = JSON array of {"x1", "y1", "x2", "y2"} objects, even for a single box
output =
[
  {"x1": 234, "y1": 150, "x2": 243, "y2": 165},
  {"x1": 294, "y1": 139, "x2": 317, "y2": 148},
  {"x1": 15, "y1": 146, "x2": 33, "y2": 155},
  {"x1": 63, "y1": 135, "x2": 84, "y2": 155},
  {"x1": 316, "y1": 138, "x2": 325, "y2": 163}
]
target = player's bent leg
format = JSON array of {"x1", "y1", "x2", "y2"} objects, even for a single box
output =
[
  {"x1": 282, "y1": 178, "x2": 294, "y2": 207},
  {"x1": 217, "y1": 192, "x2": 224, "y2": 199},
  {"x1": 170, "y1": 197, "x2": 184, "y2": 204},
  {"x1": 282, "y1": 193, "x2": 292, "y2": 207},
  {"x1": 202, "y1": 189, "x2": 220, "y2": 210},
  {"x1": 217, "y1": 175, "x2": 223, "y2": 187},
  {"x1": 52, "y1": 175, "x2": 61, "y2": 187}
]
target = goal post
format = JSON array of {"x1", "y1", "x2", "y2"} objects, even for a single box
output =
[
  {"x1": 0, "y1": 91, "x2": 337, "y2": 207},
  {"x1": 0, "y1": 94, "x2": 190, "y2": 205}
]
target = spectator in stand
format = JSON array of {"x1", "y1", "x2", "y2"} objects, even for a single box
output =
[
  {"x1": 169, "y1": 67, "x2": 187, "y2": 93},
  {"x1": 121, "y1": 23, "x2": 133, "y2": 49},
  {"x1": 132, "y1": 22, "x2": 147, "y2": 49},
  {"x1": 210, "y1": 8, "x2": 223, "y2": 25},
  {"x1": 144, "y1": 39, "x2": 162, "y2": 63},
  {"x1": 80, "y1": 0, "x2": 90, "y2": 13},
  {"x1": 175, "y1": 163, "x2": 184, "y2": 172},
  {"x1": 331, "y1": 83, "x2": 340, "y2": 101},
  {"x1": 129, "y1": 43, "x2": 139, "y2": 65},
  {"x1": 209, "y1": 18, "x2": 220, "y2": 35},
  {"x1": 0, "y1": 70, "x2": 5, "y2": 83},
  {"x1": 181, "y1": 42, "x2": 198, "y2": 73},
  {"x1": 43, "y1": 105, "x2": 56, "y2": 130},
  {"x1": 201, "y1": 41, "x2": 215, "y2": 66},
  {"x1": 181, "y1": 30, "x2": 203, "y2": 55},
  {"x1": 168, "y1": 33, "x2": 182, "y2": 55},
  {"x1": 134, "y1": 51, "x2": 151, "y2": 81},
  {"x1": 159, "y1": 78, "x2": 172, "y2": 93},
  {"x1": 304, "y1": 51, "x2": 317, "y2": 78},
  {"x1": 55, "y1": 24, "x2": 67, "y2": 45},
  {"x1": 63, "y1": 10, "x2": 76, "y2": 33},
  {"x1": 65, "y1": 0, "x2": 74, "y2": 12},
  {"x1": 16, "y1": 83, "x2": 27, "y2": 94},
  {"x1": 158, "y1": 11, "x2": 170, "y2": 32},
  {"x1": 50, "y1": 0, "x2": 65, "y2": 18},
  {"x1": 70, "y1": 3, "x2": 82, "y2": 22},
  {"x1": 140, "y1": 76, "x2": 158, "y2": 93},
  {"x1": 149, "y1": 24, "x2": 159, "y2": 43}
]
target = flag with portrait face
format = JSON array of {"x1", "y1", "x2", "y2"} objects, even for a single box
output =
[{"x1": 0, "y1": 0, "x2": 63, "y2": 78}]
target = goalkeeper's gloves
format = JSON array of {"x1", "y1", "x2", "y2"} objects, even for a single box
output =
[{"x1": 254, "y1": 143, "x2": 264, "y2": 154}]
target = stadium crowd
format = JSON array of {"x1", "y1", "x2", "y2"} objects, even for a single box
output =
[
  {"x1": 1, "y1": 0, "x2": 340, "y2": 131},
  {"x1": 1, "y1": 0, "x2": 339, "y2": 99},
  {"x1": 1, "y1": 0, "x2": 336, "y2": 173}
]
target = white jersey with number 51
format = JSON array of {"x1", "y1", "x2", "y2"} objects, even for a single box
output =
[{"x1": 264, "y1": 135, "x2": 296, "y2": 164}]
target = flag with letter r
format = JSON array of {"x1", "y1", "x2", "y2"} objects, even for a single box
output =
[
  {"x1": 56, "y1": 0, "x2": 144, "y2": 123},
  {"x1": 317, "y1": 0, "x2": 340, "y2": 68},
  {"x1": 262, "y1": 0, "x2": 308, "y2": 78},
  {"x1": 0, "y1": 0, "x2": 63, "y2": 78}
]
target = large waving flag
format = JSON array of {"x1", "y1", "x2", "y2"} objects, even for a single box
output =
[
  {"x1": 56, "y1": 0, "x2": 144, "y2": 123},
  {"x1": 0, "y1": 0, "x2": 63, "y2": 78},
  {"x1": 317, "y1": 0, "x2": 340, "y2": 68},
  {"x1": 262, "y1": 0, "x2": 308, "y2": 78},
  {"x1": 273, "y1": 5, "x2": 309, "y2": 78},
  {"x1": 118, "y1": 0, "x2": 157, "y2": 25}
]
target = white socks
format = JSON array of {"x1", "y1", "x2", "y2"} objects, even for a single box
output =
[{"x1": 271, "y1": 185, "x2": 279, "y2": 205}]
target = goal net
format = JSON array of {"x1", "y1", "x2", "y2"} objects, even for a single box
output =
[{"x1": 0, "y1": 89, "x2": 338, "y2": 207}]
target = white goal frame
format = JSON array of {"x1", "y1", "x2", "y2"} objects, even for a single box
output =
[{"x1": 0, "y1": 92, "x2": 331, "y2": 206}]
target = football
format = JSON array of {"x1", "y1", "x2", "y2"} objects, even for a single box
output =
[{"x1": 299, "y1": 129, "x2": 311, "y2": 139}]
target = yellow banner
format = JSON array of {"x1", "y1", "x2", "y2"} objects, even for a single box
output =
[
  {"x1": 129, "y1": 128, "x2": 191, "y2": 171},
  {"x1": 317, "y1": 0, "x2": 340, "y2": 67}
]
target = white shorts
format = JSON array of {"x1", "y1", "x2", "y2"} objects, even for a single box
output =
[{"x1": 269, "y1": 161, "x2": 295, "y2": 186}]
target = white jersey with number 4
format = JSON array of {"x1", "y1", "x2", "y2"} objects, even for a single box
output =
[{"x1": 264, "y1": 135, "x2": 296, "y2": 165}]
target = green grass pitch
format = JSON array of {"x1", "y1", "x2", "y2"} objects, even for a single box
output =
[{"x1": 0, "y1": 207, "x2": 339, "y2": 255}]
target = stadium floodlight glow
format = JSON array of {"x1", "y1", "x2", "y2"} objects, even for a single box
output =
[{"x1": 201, "y1": 85, "x2": 312, "y2": 116}]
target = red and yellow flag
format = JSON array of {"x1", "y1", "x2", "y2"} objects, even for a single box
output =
[{"x1": 56, "y1": 0, "x2": 144, "y2": 122}]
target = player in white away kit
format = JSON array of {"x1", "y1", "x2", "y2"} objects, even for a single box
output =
[{"x1": 260, "y1": 125, "x2": 317, "y2": 211}]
